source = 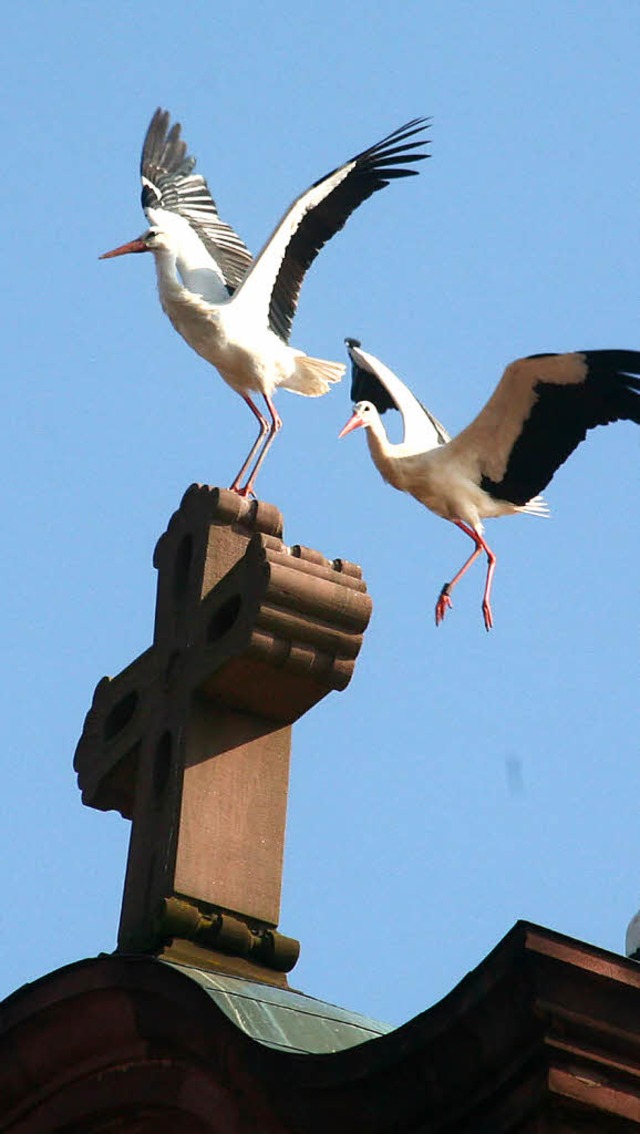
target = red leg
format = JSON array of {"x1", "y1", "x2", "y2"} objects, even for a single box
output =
[
  {"x1": 435, "y1": 520, "x2": 497, "y2": 632},
  {"x1": 480, "y1": 540, "x2": 497, "y2": 631},
  {"x1": 238, "y1": 394, "x2": 282, "y2": 498},
  {"x1": 229, "y1": 395, "x2": 269, "y2": 494}
]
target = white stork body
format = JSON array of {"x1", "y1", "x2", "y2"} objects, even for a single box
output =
[
  {"x1": 148, "y1": 248, "x2": 310, "y2": 397},
  {"x1": 340, "y1": 341, "x2": 640, "y2": 629},
  {"x1": 101, "y1": 110, "x2": 429, "y2": 495}
]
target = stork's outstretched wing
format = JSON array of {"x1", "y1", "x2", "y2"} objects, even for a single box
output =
[
  {"x1": 140, "y1": 109, "x2": 253, "y2": 291},
  {"x1": 233, "y1": 119, "x2": 430, "y2": 343},
  {"x1": 346, "y1": 339, "x2": 449, "y2": 450},
  {"x1": 450, "y1": 350, "x2": 640, "y2": 504}
]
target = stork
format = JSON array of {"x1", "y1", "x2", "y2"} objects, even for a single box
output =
[
  {"x1": 339, "y1": 340, "x2": 640, "y2": 630},
  {"x1": 101, "y1": 109, "x2": 429, "y2": 496}
]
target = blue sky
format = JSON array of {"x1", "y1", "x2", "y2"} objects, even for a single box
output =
[{"x1": 1, "y1": 3, "x2": 639, "y2": 1026}]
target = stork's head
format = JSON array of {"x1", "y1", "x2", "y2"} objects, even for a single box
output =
[
  {"x1": 338, "y1": 400, "x2": 378, "y2": 438},
  {"x1": 100, "y1": 226, "x2": 172, "y2": 259}
]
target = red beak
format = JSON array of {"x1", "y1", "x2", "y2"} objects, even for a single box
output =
[
  {"x1": 338, "y1": 411, "x2": 365, "y2": 439},
  {"x1": 99, "y1": 237, "x2": 149, "y2": 260}
]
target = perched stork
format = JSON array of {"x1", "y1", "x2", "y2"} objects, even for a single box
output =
[
  {"x1": 339, "y1": 340, "x2": 640, "y2": 630},
  {"x1": 101, "y1": 109, "x2": 429, "y2": 496}
]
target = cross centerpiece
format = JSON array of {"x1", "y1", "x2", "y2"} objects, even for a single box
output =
[{"x1": 74, "y1": 486, "x2": 371, "y2": 984}]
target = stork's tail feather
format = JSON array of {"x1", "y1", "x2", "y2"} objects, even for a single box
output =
[
  {"x1": 284, "y1": 355, "x2": 345, "y2": 397},
  {"x1": 518, "y1": 494, "x2": 550, "y2": 518}
]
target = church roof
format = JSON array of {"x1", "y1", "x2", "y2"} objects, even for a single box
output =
[
  {"x1": 5, "y1": 921, "x2": 640, "y2": 1131},
  {"x1": 162, "y1": 960, "x2": 390, "y2": 1053}
]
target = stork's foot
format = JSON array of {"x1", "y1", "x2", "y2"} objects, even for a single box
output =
[
  {"x1": 435, "y1": 584, "x2": 452, "y2": 627},
  {"x1": 482, "y1": 599, "x2": 493, "y2": 632},
  {"x1": 229, "y1": 483, "x2": 257, "y2": 500}
]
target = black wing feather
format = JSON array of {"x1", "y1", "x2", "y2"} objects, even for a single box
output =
[
  {"x1": 481, "y1": 350, "x2": 640, "y2": 505},
  {"x1": 268, "y1": 118, "x2": 430, "y2": 342},
  {"x1": 140, "y1": 108, "x2": 192, "y2": 189}
]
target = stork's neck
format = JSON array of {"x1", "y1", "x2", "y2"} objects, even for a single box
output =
[
  {"x1": 364, "y1": 416, "x2": 438, "y2": 492},
  {"x1": 152, "y1": 247, "x2": 184, "y2": 305},
  {"x1": 364, "y1": 419, "x2": 399, "y2": 478}
]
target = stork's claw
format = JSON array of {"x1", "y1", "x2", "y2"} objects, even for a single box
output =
[
  {"x1": 230, "y1": 484, "x2": 257, "y2": 500},
  {"x1": 482, "y1": 600, "x2": 493, "y2": 632},
  {"x1": 435, "y1": 584, "x2": 452, "y2": 627}
]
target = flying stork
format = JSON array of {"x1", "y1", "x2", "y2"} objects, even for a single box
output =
[
  {"x1": 339, "y1": 340, "x2": 640, "y2": 630},
  {"x1": 101, "y1": 109, "x2": 429, "y2": 496}
]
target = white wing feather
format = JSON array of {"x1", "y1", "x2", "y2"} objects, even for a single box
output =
[{"x1": 350, "y1": 345, "x2": 450, "y2": 452}]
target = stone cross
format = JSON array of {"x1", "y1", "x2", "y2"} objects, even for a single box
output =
[{"x1": 74, "y1": 486, "x2": 371, "y2": 983}]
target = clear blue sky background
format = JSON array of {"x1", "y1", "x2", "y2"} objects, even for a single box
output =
[{"x1": 1, "y1": 3, "x2": 638, "y2": 1026}]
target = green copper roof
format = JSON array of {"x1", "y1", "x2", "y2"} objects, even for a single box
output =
[{"x1": 163, "y1": 960, "x2": 391, "y2": 1054}]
